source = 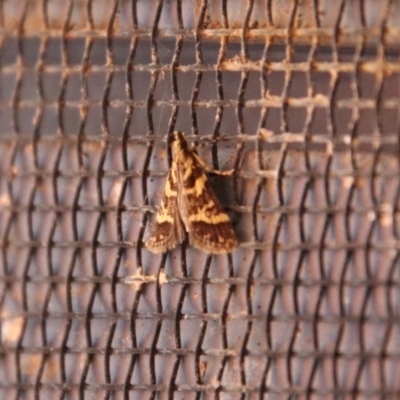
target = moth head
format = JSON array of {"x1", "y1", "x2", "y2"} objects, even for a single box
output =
[{"x1": 172, "y1": 131, "x2": 189, "y2": 154}]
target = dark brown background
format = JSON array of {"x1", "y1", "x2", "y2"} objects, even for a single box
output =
[{"x1": 0, "y1": 0, "x2": 400, "y2": 398}]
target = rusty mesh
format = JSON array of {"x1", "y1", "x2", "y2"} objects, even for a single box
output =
[{"x1": 1, "y1": 0, "x2": 400, "y2": 398}]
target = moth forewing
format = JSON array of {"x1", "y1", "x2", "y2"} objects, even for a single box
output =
[
  {"x1": 145, "y1": 165, "x2": 185, "y2": 253},
  {"x1": 146, "y1": 131, "x2": 237, "y2": 254}
]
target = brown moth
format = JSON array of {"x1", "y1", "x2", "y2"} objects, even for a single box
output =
[{"x1": 146, "y1": 131, "x2": 237, "y2": 254}]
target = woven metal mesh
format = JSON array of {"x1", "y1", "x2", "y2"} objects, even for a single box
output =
[{"x1": 1, "y1": 0, "x2": 400, "y2": 398}]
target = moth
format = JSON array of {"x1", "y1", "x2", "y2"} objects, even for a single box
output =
[{"x1": 146, "y1": 131, "x2": 237, "y2": 254}]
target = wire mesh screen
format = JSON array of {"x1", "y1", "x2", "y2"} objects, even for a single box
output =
[{"x1": 1, "y1": 0, "x2": 400, "y2": 398}]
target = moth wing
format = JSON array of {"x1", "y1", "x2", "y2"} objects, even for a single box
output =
[
  {"x1": 178, "y1": 163, "x2": 237, "y2": 254},
  {"x1": 145, "y1": 168, "x2": 185, "y2": 253}
]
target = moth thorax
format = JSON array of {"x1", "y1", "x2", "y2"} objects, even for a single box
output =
[{"x1": 172, "y1": 141, "x2": 187, "y2": 158}]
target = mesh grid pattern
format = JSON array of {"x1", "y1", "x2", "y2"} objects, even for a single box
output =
[{"x1": 1, "y1": 0, "x2": 400, "y2": 398}]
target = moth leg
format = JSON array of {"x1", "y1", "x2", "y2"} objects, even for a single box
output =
[{"x1": 192, "y1": 153, "x2": 234, "y2": 176}]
